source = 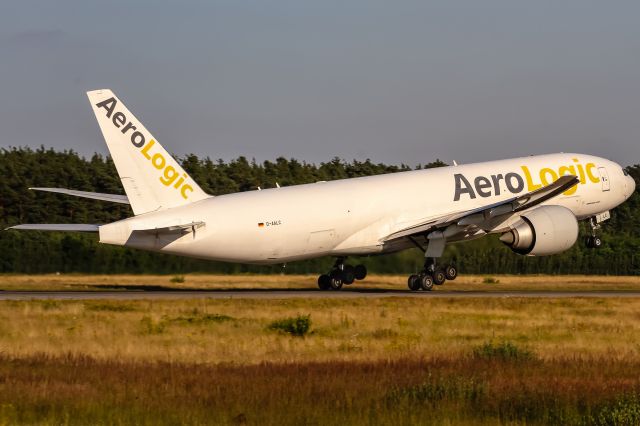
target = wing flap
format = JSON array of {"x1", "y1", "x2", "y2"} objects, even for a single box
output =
[{"x1": 30, "y1": 187, "x2": 130, "y2": 204}]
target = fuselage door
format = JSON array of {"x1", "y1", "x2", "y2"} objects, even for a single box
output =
[{"x1": 598, "y1": 167, "x2": 610, "y2": 191}]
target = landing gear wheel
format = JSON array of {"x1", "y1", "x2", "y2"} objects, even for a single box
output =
[
  {"x1": 342, "y1": 265, "x2": 356, "y2": 285},
  {"x1": 585, "y1": 236, "x2": 602, "y2": 249},
  {"x1": 318, "y1": 274, "x2": 331, "y2": 291},
  {"x1": 329, "y1": 270, "x2": 343, "y2": 290},
  {"x1": 420, "y1": 274, "x2": 434, "y2": 291},
  {"x1": 432, "y1": 269, "x2": 446, "y2": 285},
  {"x1": 444, "y1": 265, "x2": 458, "y2": 281},
  {"x1": 330, "y1": 277, "x2": 343, "y2": 291},
  {"x1": 408, "y1": 274, "x2": 421, "y2": 291},
  {"x1": 593, "y1": 237, "x2": 602, "y2": 248},
  {"x1": 354, "y1": 264, "x2": 367, "y2": 281}
]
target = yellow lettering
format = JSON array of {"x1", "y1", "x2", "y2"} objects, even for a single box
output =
[
  {"x1": 174, "y1": 174, "x2": 186, "y2": 189},
  {"x1": 180, "y1": 184, "x2": 193, "y2": 199},
  {"x1": 151, "y1": 153, "x2": 166, "y2": 170},
  {"x1": 521, "y1": 165, "x2": 541, "y2": 191},
  {"x1": 586, "y1": 163, "x2": 599, "y2": 183},
  {"x1": 141, "y1": 139, "x2": 155, "y2": 159},
  {"x1": 539, "y1": 167, "x2": 558, "y2": 186},
  {"x1": 558, "y1": 165, "x2": 578, "y2": 195},
  {"x1": 573, "y1": 158, "x2": 586, "y2": 183},
  {"x1": 159, "y1": 166, "x2": 179, "y2": 186}
]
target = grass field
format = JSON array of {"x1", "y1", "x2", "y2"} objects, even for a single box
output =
[{"x1": 1, "y1": 275, "x2": 640, "y2": 424}]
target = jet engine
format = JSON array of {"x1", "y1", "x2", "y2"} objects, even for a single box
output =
[{"x1": 499, "y1": 205, "x2": 579, "y2": 256}]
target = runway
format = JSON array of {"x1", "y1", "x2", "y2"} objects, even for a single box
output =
[{"x1": 1, "y1": 289, "x2": 640, "y2": 300}]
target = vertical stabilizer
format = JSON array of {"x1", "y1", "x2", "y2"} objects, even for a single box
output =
[{"x1": 87, "y1": 89, "x2": 209, "y2": 215}]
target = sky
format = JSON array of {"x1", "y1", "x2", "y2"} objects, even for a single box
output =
[{"x1": 1, "y1": 0, "x2": 639, "y2": 166}]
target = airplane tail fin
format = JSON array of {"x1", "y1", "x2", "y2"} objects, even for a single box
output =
[{"x1": 87, "y1": 89, "x2": 209, "y2": 215}]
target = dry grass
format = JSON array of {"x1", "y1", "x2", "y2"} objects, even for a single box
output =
[
  {"x1": 0, "y1": 296, "x2": 640, "y2": 363},
  {"x1": 0, "y1": 273, "x2": 639, "y2": 291},
  {"x1": 1, "y1": 354, "x2": 640, "y2": 425},
  {"x1": 1, "y1": 278, "x2": 640, "y2": 424}
]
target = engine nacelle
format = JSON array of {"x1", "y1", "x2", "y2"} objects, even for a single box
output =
[{"x1": 499, "y1": 205, "x2": 579, "y2": 256}]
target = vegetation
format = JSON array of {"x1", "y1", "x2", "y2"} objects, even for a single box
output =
[
  {"x1": 1, "y1": 296, "x2": 640, "y2": 363},
  {"x1": 0, "y1": 289, "x2": 637, "y2": 423},
  {"x1": 472, "y1": 341, "x2": 534, "y2": 361},
  {"x1": 1, "y1": 354, "x2": 640, "y2": 425},
  {"x1": 170, "y1": 274, "x2": 185, "y2": 283},
  {"x1": 268, "y1": 315, "x2": 312, "y2": 336},
  {"x1": 1, "y1": 147, "x2": 639, "y2": 274}
]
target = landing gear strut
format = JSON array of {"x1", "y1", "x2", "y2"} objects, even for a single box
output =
[
  {"x1": 585, "y1": 217, "x2": 603, "y2": 249},
  {"x1": 407, "y1": 257, "x2": 457, "y2": 292},
  {"x1": 317, "y1": 258, "x2": 367, "y2": 291}
]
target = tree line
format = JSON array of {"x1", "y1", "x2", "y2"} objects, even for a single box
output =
[{"x1": 1, "y1": 147, "x2": 638, "y2": 275}]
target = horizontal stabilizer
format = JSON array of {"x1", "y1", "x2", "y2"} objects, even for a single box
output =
[
  {"x1": 131, "y1": 221, "x2": 205, "y2": 235},
  {"x1": 6, "y1": 224, "x2": 100, "y2": 232},
  {"x1": 30, "y1": 188, "x2": 130, "y2": 204}
]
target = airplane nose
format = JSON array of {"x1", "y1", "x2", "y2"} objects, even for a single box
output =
[{"x1": 629, "y1": 175, "x2": 636, "y2": 195}]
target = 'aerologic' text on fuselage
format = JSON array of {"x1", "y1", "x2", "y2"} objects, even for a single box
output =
[{"x1": 453, "y1": 159, "x2": 601, "y2": 201}]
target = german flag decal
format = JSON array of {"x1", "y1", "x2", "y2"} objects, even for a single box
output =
[{"x1": 258, "y1": 223, "x2": 265, "y2": 228}]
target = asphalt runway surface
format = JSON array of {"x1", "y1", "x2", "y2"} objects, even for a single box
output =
[{"x1": 1, "y1": 289, "x2": 640, "y2": 300}]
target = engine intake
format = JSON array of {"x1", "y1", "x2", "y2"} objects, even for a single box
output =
[{"x1": 499, "y1": 205, "x2": 578, "y2": 256}]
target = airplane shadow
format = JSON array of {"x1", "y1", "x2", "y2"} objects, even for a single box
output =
[{"x1": 85, "y1": 284, "x2": 407, "y2": 294}]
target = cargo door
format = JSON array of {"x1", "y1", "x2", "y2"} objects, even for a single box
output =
[{"x1": 598, "y1": 167, "x2": 610, "y2": 191}]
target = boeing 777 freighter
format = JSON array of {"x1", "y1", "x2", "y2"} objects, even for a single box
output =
[{"x1": 7, "y1": 90, "x2": 636, "y2": 291}]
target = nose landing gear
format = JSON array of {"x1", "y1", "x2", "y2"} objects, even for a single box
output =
[
  {"x1": 317, "y1": 258, "x2": 368, "y2": 291},
  {"x1": 585, "y1": 216, "x2": 604, "y2": 249}
]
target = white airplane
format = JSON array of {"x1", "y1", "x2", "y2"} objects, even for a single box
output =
[{"x1": 7, "y1": 90, "x2": 636, "y2": 291}]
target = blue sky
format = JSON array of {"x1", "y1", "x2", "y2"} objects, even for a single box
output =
[{"x1": 1, "y1": 0, "x2": 639, "y2": 165}]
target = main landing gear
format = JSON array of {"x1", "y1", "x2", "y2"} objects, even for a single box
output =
[
  {"x1": 407, "y1": 257, "x2": 457, "y2": 292},
  {"x1": 318, "y1": 258, "x2": 367, "y2": 291},
  {"x1": 585, "y1": 217, "x2": 603, "y2": 249}
]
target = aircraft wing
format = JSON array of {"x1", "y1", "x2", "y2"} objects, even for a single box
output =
[
  {"x1": 5, "y1": 224, "x2": 100, "y2": 232},
  {"x1": 30, "y1": 187, "x2": 130, "y2": 204},
  {"x1": 383, "y1": 174, "x2": 580, "y2": 243}
]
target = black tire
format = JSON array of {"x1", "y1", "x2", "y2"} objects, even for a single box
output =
[
  {"x1": 342, "y1": 265, "x2": 356, "y2": 285},
  {"x1": 444, "y1": 265, "x2": 458, "y2": 281},
  {"x1": 433, "y1": 269, "x2": 446, "y2": 285},
  {"x1": 318, "y1": 274, "x2": 331, "y2": 290},
  {"x1": 585, "y1": 236, "x2": 594, "y2": 248},
  {"x1": 420, "y1": 274, "x2": 434, "y2": 291},
  {"x1": 354, "y1": 264, "x2": 367, "y2": 281},
  {"x1": 593, "y1": 237, "x2": 602, "y2": 248},
  {"x1": 408, "y1": 274, "x2": 421, "y2": 291},
  {"x1": 330, "y1": 277, "x2": 343, "y2": 290}
]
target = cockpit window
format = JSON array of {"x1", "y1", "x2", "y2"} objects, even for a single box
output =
[{"x1": 623, "y1": 169, "x2": 629, "y2": 176}]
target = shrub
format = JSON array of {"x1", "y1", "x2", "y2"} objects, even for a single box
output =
[
  {"x1": 170, "y1": 275, "x2": 185, "y2": 284},
  {"x1": 85, "y1": 302, "x2": 137, "y2": 312},
  {"x1": 140, "y1": 316, "x2": 166, "y2": 334},
  {"x1": 594, "y1": 394, "x2": 640, "y2": 425},
  {"x1": 472, "y1": 341, "x2": 534, "y2": 361},
  {"x1": 170, "y1": 313, "x2": 234, "y2": 325},
  {"x1": 268, "y1": 315, "x2": 311, "y2": 337},
  {"x1": 482, "y1": 277, "x2": 500, "y2": 284}
]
